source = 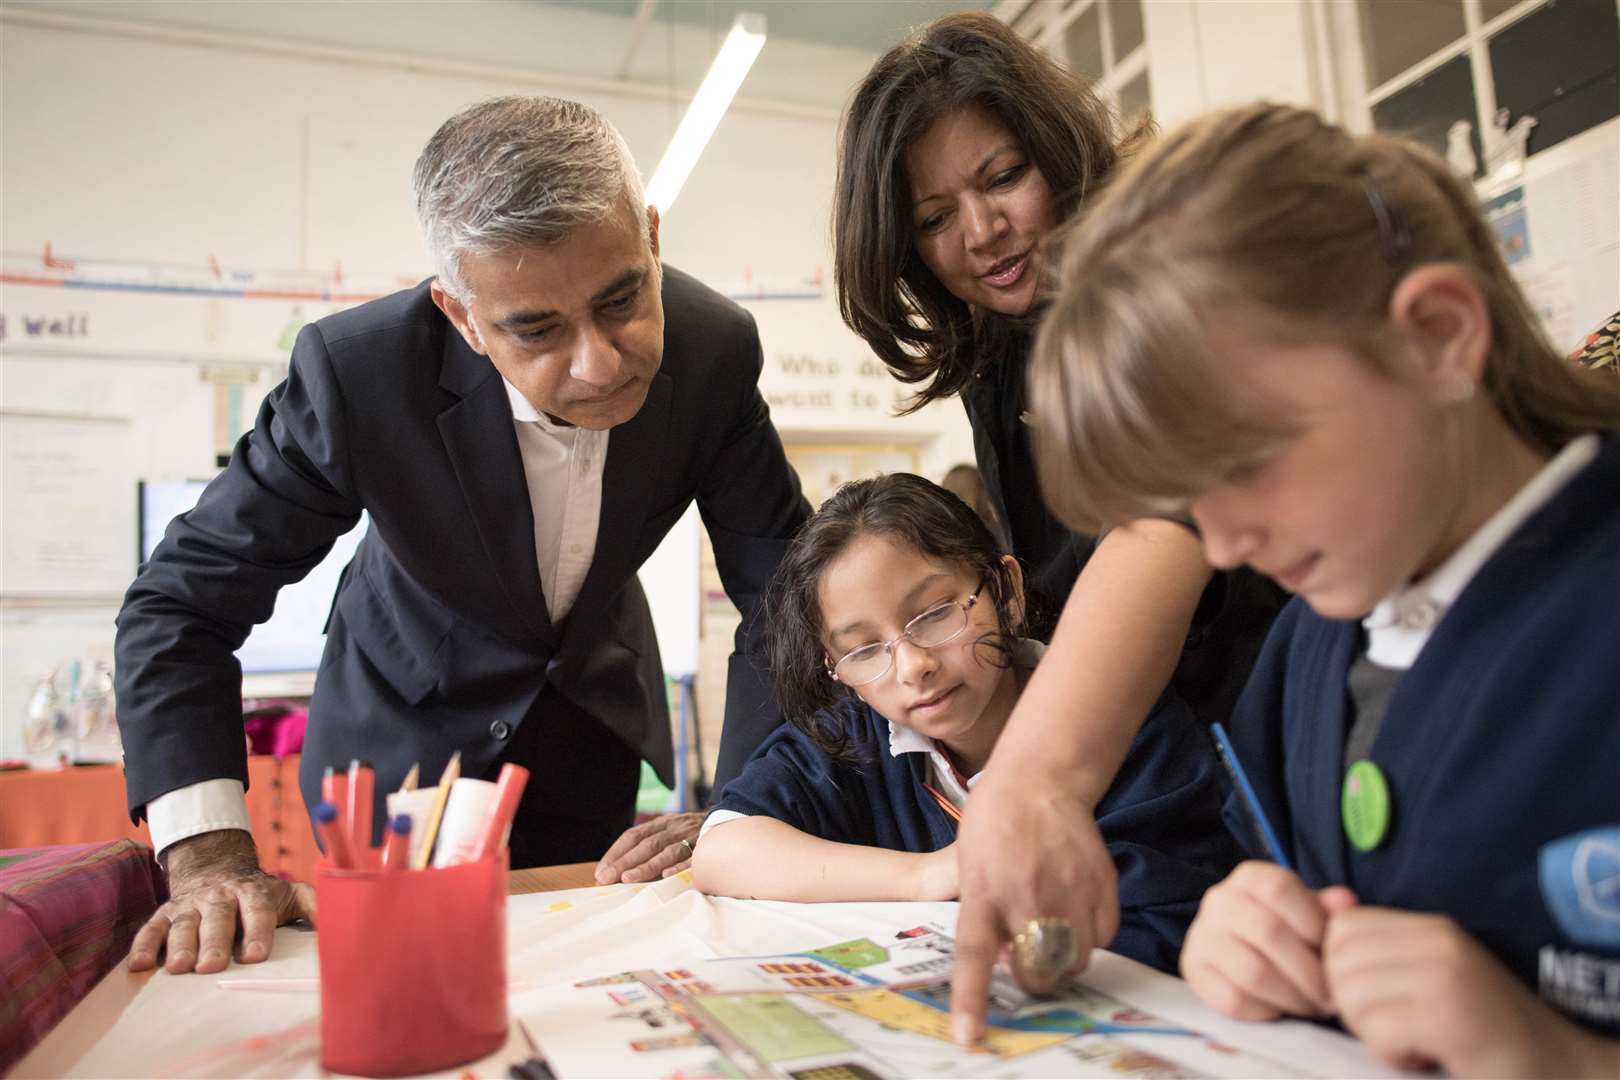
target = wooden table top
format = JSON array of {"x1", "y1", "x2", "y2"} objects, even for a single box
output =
[{"x1": 508, "y1": 861, "x2": 598, "y2": 894}]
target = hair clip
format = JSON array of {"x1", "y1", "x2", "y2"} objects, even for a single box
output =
[{"x1": 1363, "y1": 172, "x2": 1413, "y2": 264}]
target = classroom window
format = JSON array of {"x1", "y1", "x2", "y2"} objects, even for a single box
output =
[
  {"x1": 1037, "y1": 0, "x2": 1152, "y2": 123},
  {"x1": 1360, "y1": 0, "x2": 1618, "y2": 176},
  {"x1": 1488, "y1": 0, "x2": 1620, "y2": 157},
  {"x1": 1064, "y1": 3, "x2": 1104, "y2": 81},
  {"x1": 1358, "y1": 0, "x2": 1465, "y2": 90},
  {"x1": 1108, "y1": 0, "x2": 1145, "y2": 63},
  {"x1": 1371, "y1": 54, "x2": 1481, "y2": 170}
]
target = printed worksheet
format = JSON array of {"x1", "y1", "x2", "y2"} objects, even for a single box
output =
[{"x1": 515, "y1": 923, "x2": 1308, "y2": 1079}]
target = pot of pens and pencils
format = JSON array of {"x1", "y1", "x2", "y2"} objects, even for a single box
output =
[{"x1": 313, "y1": 753, "x2": 529, "y2": 1077}]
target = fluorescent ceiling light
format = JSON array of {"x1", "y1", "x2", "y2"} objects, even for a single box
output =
[{"x1": 645, "y1": 12, "x2": 766, "y2": 215}]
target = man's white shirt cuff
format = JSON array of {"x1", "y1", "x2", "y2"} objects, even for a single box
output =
[{"x1": 146, "y1": 779, "x2": 252, "y2": 861}]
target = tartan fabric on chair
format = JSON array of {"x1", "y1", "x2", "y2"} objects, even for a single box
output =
[{"x1": 0, "y1": 839, "x2": 166, "y2": 1073}]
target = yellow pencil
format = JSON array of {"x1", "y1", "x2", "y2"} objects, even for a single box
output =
[
  {"x1": 411, "y1": 751, "x2": 460, "y2": 870},
  {"x1": 397, "y1": 762, "x2": 420, "y2": 794}
]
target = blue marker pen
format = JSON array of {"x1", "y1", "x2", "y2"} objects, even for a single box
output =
[{"x1": 1210, "y1": 722, "x2": 1293, "y2": 872}]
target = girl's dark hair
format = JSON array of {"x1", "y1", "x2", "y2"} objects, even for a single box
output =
[
  {"x1": 762, "y1": 472, "x2": 1024, "y2": 763},
  {"x1": 834, "y1": 11, "x2": 1147, "y2": 413}
]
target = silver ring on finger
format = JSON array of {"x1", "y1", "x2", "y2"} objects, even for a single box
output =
[{"x1": 1011, "y1": 916, "x2": 1079, "y2": 991}]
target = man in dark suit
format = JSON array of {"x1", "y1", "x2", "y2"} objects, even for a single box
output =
[{"x1": 116, "y1": 96, "x2": 808, "y2": 974}]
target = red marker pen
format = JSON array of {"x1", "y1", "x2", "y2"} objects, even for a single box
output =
[{"x1": 469, "y1": 764, "x2": 529, "y2": 862}]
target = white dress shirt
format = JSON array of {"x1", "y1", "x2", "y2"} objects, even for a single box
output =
[
  {"x1": 147, "y1": 377, "x2": 608, "y2": 860},
  {"x1": 503, "y1": 378, "x2": 608, "y2": 624},
  {"x1": 1362, "y1": 433, "x2": 1598, "y2": 670}
]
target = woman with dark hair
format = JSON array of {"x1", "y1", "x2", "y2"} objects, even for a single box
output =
[
  {"x1": 832, "y1": 12, "x2": 1286, "y2": 1036},
  {"x1": 691, "y1": 474, "x2": 1237, "y2": 974}
]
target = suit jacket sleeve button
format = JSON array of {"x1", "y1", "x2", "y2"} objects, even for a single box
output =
[{"x1": 490, "y1": 720, "x2": 511, "y2": 740}]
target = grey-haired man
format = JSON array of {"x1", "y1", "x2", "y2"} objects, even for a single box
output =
[{"x1": 115, "y1": 96, "x2": 809, "y2": 973}]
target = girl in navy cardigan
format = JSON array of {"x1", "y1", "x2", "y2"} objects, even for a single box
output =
[
  {"x1": 1028, "y1": 103, "x2": 1620, "y2": 1076},
  {"x1": 692, "y1": 473, "x2": 1239, "y2": 973}
]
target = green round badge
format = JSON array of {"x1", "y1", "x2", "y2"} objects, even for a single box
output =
[{"x1": 1341, "y1": 759, "x2": 1391, "y2": 852}]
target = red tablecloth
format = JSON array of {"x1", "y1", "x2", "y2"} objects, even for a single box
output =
[{"x1": 0, "y1": 839, "x2": 166, "y2": 1073}]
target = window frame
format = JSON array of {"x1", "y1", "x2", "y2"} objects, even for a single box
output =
[
  {"x1": 1336, "y1": 0, "x2": 1553, "y2": 138},
  {"x1": 1026, "y1": 0, "x2": 1153, "y2": 118}
]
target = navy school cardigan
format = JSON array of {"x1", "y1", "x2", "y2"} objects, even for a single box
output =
[
  {"x1": 715, "y1": 680, "x2": 1242, "y2": 973},
  {"x1": 1225, "y1": 435, "x2": 1620, "y2": 1035}
]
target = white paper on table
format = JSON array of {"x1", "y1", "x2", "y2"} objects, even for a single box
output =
[
  {"x1": 62, "y1": 874, "x2": 1415, "y2": 1080},
  {"x1": 509, "y1": 878, "x2": 1418, "y2": 1080}
]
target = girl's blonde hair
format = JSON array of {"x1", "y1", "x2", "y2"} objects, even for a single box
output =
[{"x1": 1032, "y1": 102, "x2": 1620, "y2": 533}]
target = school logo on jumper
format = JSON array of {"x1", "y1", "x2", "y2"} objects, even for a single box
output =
[
  {"x1": 1540, "y1": 827, "x2": 1620, "y2": 949},
  {"x1": 1538, "y1": 828, "x2": 1620, "y2": 1028}
]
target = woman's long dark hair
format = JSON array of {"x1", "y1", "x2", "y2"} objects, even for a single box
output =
[
  {"x1": 834, "y1": 12, "x2": 1146, "y2": 412},
  {"x1": 762, "y1": 473, "x2": 1024, "y2": 763}
]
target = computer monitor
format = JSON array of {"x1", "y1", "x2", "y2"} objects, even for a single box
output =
[{"x1": 137, "y1": 480, "x2": 369, "y2": 678}]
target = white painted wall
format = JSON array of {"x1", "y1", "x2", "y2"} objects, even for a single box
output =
[{"x1": 1143, "y1": 0, "x2": 1332, "y2": 127}]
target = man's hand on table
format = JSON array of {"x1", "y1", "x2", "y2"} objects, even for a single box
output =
[
  {"x1": 128, "y1": 829, "x2": 315, "y2": 974},
  {"x1": 594, "y1": 811, "x2": 705, "y2": 884}
]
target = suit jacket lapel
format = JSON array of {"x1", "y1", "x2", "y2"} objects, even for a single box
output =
[
  {"x1": 436, "y1": 333, "x2": 555, "y2": 647},
  {"x1": 564, "y1": 370, "x2": 672, "y2": 639}
]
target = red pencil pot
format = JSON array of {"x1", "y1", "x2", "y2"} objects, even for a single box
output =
[{"x1": 315, "y1": 852, "x2": 508, "y2": 1076}]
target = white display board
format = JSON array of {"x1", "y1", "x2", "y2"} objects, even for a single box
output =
[
  {"x1": 1507, "y1": 121, "x2": 1620, "y2": 353},
  {"x1": 0, "y1": 411, "x2": 135, "y2": 598}
]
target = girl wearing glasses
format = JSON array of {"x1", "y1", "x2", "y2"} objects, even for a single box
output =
[{"x1": 692, "y1": 474, "x2": 1238, "y2": 973}]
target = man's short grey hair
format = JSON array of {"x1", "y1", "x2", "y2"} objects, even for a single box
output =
[{"x1": 413, "y1": 95, "x2": 648, "y2": 299}]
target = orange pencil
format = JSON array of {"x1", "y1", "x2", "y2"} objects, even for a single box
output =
[{"x1": 412, "y1": 751, "x2": 461, "y2": 870}]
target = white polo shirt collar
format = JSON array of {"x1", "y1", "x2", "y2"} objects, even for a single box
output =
[{"x1": 1363, "y1": 434, "x2": 1598, "y2": 669}]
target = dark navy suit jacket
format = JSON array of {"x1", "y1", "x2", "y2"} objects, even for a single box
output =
[{"x1": 116, "y1": 267, "x2": 808, "y2": 832}]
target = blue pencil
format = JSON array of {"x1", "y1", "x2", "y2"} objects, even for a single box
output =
[{"x1": 1210, "y1": 722, "x2": 1293, "y2": 872}]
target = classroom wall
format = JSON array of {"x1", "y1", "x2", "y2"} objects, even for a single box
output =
[
  {"x1": 1143, "y1": 0, "x2": 1333, "y2": 126},
  {"x1": 0, "y1": 4, "x2": 978, "y2": 760}
]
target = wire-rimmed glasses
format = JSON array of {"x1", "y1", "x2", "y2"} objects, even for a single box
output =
[{"x1": 826, "y1": 581, "x2": 984, "y2": 686}]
